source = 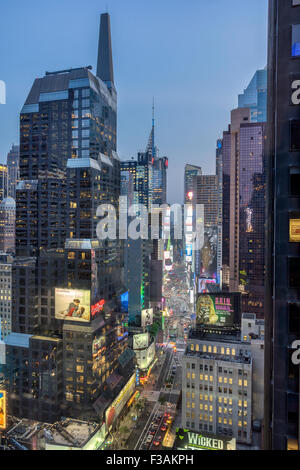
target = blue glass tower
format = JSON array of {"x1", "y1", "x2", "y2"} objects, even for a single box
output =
[{"x1": 238, "y1": 68, "x2": 267, "y2": 123}]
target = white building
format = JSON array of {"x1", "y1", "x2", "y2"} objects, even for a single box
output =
[{"x1": 181, "y1": 314, "x2": 264, "y2": 446}]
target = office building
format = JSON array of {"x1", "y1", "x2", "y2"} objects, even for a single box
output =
[
  {"x1": 181, "y1": 310, "x2": 264, "y2": 446},
  {"x1": 220, "y1": 108, "x2": 265, "y2": 316},
  {"x1": 8, "y1": 13, "x2": 130, "y2": 423},
  {"x1": 195, "y1": 175, "x2": 218, "y2": 282},
  {"x1": 264, "y1": 0, "x2": 300, "y2": 450},
  {"x1": 0, "y1": 253, "x2": 13, "y2": 341},
  {"x1": 0, "y1": 197, "x2": 16, "y2": 253},
  {"x1": 216, "y1": 140, "x2": 223, "y2": 287},
  {"x1": 6, "y1": 144, "x2": 20, "y2": 199},
  {"x1": 0, "y1": 165, "x2": 7, "y2": 202},
  {"x1": 238, "y1": 69, "x2": 267, "y2": 123}
]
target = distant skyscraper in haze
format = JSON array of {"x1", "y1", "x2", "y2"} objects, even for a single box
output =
[
  {"x1": 7, "y1": 13, "x2": 130, "y2": 424},
  {"x1": 6, "y1": 144, "x2": 20, "y2": 199},
  {"x1": 0, "y1": 165, "x2": 7, "y2": 202},
  {"x1": 184, "y1": 164, "x2": 202, "y2": 203},
  {"x1": 0, "y1": 197, "x2": 15, "y2": 253},
  {"x1": 195, "y1": 175, "x2": 218, "y2": 282},
  {"x1": 120, "y1": 108, "x2": 166, "y2": 327},
  {"x1": 238, "y1": 68, "x2": 267, "y2": 122}
]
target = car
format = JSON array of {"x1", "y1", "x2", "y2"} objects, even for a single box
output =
[
  {"x1": 149, "y1": 429, "x2": 156, "y2": 435},
  {"x1": 153, "y1": 436, "x2": 162, "y2": 446},
  {"x1": 146, "y1": 435, "x2": 153, "y2": 444},
  {"x1": 160, "y1": 425, "x2": 167, "y2": 432}
]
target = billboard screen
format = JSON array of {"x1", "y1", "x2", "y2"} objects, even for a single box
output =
[
  {"x1": 196, "y1": 293, "x2": 241, "y2": 328},
  {"x1": 55, "y1": 288, "x2": 91, "y2": 322},
  {"x1": 133, "y1": 333, "x2": 149, "y2": 350},
  {"x1": 105, "y1": 373, "x2": 136, "y2": 430},
  {"x1": 141, "y1": 308, "x2": 153, "y2": 327},
  {"x1": 0, "y1": 390, "x2": 7, "y2": 430},
  {"x1": 135, "y1": 342, "x2": 155, "y2": 370},
  {"x1": 174, "y1": 428, "x2": 236, "y2": 451}
]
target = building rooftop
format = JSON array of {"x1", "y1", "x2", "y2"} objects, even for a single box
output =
[
  {"x1": 185, "y1": 348, "x2": 252, "y2": 365},
  {"x1": 45, "y1": 419, "x2": 99, "y2": 448},
  {"x1": 4, "y1": 332, "x2": 32, "y2": 348}
]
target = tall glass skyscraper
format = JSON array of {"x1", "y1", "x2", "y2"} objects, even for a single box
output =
[
  {"x1": 238, "y1": 68, "x2": 267, "y2": 123},
  {"x1": 7, "y1": 13, "x2": 131, "y2": 423}
]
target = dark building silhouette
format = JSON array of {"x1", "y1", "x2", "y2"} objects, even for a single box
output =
[{"x1": 264, "y1": 0, "x2": 300, "y2": 451}]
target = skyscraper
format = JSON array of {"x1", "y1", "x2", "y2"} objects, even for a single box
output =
[
  {"x1": 238, "y1": 69, "x2": 267, "y2": 123},
  {"x1": 8, "y1": 13, "x2": 129, "y2": 423},
  {"x1": 220, "y1": 106, "x2": 265, "y2": 317},
  {"x1": 6, "y1": 144, "x2": 20, "y2": 199},
  {"x1": 264, "y1": 0, "x2": 300, "y2": 450},
  {"x1": 0, "y1": 165, "x2": 7, "y2": 202},
  {"x1": 195, "y1": 175, "x2": 218, "y2": 282},
  {"x1": 0, "y1": 197, "x2": 15, "y2": 253}
]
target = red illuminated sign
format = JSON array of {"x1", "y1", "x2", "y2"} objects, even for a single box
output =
[{"x1": 91, "y1": 299, "x2": 105, "y2": 317}]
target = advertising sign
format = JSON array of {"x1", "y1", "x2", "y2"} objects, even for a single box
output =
[
  {"x1": 290, "y1": 219, "x2": 300, "y2": 242},
  {"x1": 133, "y1": 332, "x2": 149, "y2": 350},
  {"x1": 175, "y1": 428, "x2": 236, "y2": 451},
  {"x1": 0, "y1": 390, "x2": 6, "y2": 430},
  {"x1": 196, "y1": 293, "x2": 240, "y2": 328},
  {"x1": 141, "y1": 308, "x2": 153, "y2": 327},
  {"x1": 135, "y1": 342, "x2": 155, "y2": 370},
  {"x1": 105, "y1": 373, "x2": 136, "y2": 430},
  {"x1": 198, "y1": 278, "x2": 217, "y2": 293},
  {"x1": 55, "y1": 288, "x2": 90, "y2": 322}
]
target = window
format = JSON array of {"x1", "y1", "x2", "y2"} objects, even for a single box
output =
[
  {"x1": 292, "y1": 25, "x2": 300, "y2": 57},
  {"x1": 289, "y1": 258, "x2": 300, "y2": 287},
  {"x1": 291, "y1": 121, "x2": 300, "y2": 151},
  {"x1": 290, "y1": 169, "x2": 300, "y2": 196},
  {"x1": 293, "y1": 0, "x2": 300, "y2": 7}
]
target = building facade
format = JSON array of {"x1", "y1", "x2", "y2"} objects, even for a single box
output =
[
  {"x1": 6, "y1": 144, "x2": 20, "y2": 199},
  {"x1": 238, "y1": 69, "x2": 267, "y2": 123},
  {"x1": 264, "y1": 0, "x2": 300, "y2": 450},
  {"x1": 8, "y1": 13, "x2": 130, "y2": 423},
  {"x1": 0, "y1": 197, "x2": 16, "y2": 253}
]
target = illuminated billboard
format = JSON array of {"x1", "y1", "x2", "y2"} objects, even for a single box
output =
[
  {"x1": 55, "y1": 288, "x2": 90, "y2": 322},
  {"x1": 141, "y1": 308, "x2": 153, "y2": 327},
  {"x1": 105, "y1": 373, "x2": 136, "y2": 430},
  {"x1": 196, "y1": 293, "x2": 241, "y2": 328},
  {"x1": 0, "y1": 390, "x2": 7, "y2": 430},
  {"x1": 290, "y1": 219, "x2": 300, "y2": 242},
  {"x1": 135, "y1": 342, "x2": 155, "y2": 370},
  {"x1": 174, "y1": 428, "x2": 236, "y2": 451},
  {"x1": 133, "y1": 333, "x2": 149, "y2": 350}
]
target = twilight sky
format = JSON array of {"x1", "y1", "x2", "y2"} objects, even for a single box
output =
[{"x1": 0, "y1": 0, "x2": 268, "y2": 203}]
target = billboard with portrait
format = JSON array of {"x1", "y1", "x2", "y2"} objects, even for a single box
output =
[
  {"x1": 141, "y1": 308, "x2": 153, "y2": 327},
  {"x1": 55, "y1": 288, "x2": 91, "y2": 322},
  {"x1": 196, "y1": 293, "x2": 241, "y2": 328}
]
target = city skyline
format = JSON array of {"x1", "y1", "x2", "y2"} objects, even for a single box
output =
[{"x1": 0, "y1": 0, "x2": 268, "y2": 203}]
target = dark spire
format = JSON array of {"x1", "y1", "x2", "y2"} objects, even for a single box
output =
[
  {"x1": 146, "y1": 98, "x2": 156, "y2": 159},
  {"x1": 97, "y1": 13, "x2": 114, "y2": 85}
]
